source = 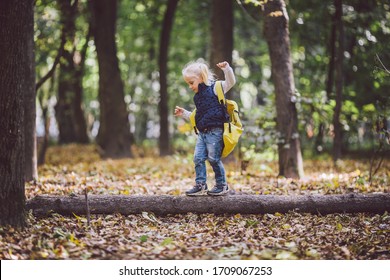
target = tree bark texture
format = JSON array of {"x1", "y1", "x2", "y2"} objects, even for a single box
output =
[
  {"x1": 92, "y1": 0, "x2": 132, "y2": 158},
  {"x1": 158, "y1": 0, "x2": 179, "y2": 156},
  {"x1": 263, "y1": 0, "x2": 304, "y2": 179},
  {"x1": 210, "y1": 0, "x2": 233, "y2": 81},
  {"x1": 0, "y1": 0, "x2": 34, "y2": 226},
  {"x1": 26, "y1": 194, "x2": 390, "y2": 216}
]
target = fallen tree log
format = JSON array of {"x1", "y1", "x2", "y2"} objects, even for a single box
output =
[{"x1": 26, "y1": 193, "x2": 390, "y2": 216}]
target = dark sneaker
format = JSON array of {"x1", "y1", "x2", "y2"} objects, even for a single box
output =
[
  {"x1": 185, "y1": 183, "x2": 208, "y2": 196},
  {"x1": 207, "y1": 184, "x2": 229, "y2": 196}
]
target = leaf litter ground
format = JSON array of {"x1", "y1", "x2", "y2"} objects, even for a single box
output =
[{"x1": 1, "y1": 144, "x2": 389, "y2": 260}]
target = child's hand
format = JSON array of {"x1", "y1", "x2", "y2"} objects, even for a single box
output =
[
  {"x1": 216, "y1": 61, "x2": 229, "y2": 69},
  {"x1": 174, "y1": 106, "x2": 184, "y2": 117}
]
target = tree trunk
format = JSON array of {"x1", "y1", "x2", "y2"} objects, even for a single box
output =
[
  {"x1": 158, "y1": 0, "x2": 179, "y2": 156},
  {"x1": 55, "y1": 0, "x2": 89, "y2": 144},
  {"x1": 326, "y1": 9, "x2": 336, "y2": 101},
  {"x1": 314, "y1": 122, "x2": 325, "y2": 154},
  {"x1": 73, "y1": 25, "x2": 91, "y2": 143},
  {"x1": 0, "y1": 0, "x2": 34, "y2": 227},
  {"x1": 210, "y1": 0, "x2": 233, "y2": 80},
  {"x1": 56, "y1": 51, "x2": 78, "y2": 143},
  {"x1": 91, "y1": 0, "x2": 132, "y2": 158},
  {"x1": 24, "y1": 2, "x2": 38, "y2": 182},
  {"x1": 26, "y1": 193, "x2": 390, "y2": 216},
  {"x1": 332, "y1": 0, "x2": 344, "y2": 162},
  {"x1": 314, "y1": 6, "x2": 338, "y2": 156},
  {"x1": 37, "y1": 104, "x2": 49, "y2": 166},
  {"x1": 263, "y1": 0, "x2": 304, "y2": 179}
]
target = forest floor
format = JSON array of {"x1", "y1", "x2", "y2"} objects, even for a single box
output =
[{"x1": 1, "y1": 144, "x2": 389, "y2": 260}]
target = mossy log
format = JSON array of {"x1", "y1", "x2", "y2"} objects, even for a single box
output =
[{"x1": 26, "y1": 193, "x2": 390, "y2": 216}]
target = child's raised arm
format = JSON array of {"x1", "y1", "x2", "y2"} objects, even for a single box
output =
[{"x1": 216, "y1": 61, "x2": 236, "y2": 93}]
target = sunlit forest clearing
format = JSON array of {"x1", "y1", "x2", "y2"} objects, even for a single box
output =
[
  {"x1": 0, "y1": 144, "x2": 388, "y2": 260},
  {"x1": 28, "y1": 144, "x2": 389, "y2": 198},
  {"x1": 0, "y1": 0, "x2": 389, "y2": 263}
]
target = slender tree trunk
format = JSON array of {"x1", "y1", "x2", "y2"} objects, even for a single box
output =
[
  {"x1": 210, "y1": 0, "x2": 237, "y2": 161},
  {"x1": 210, "y1": 0, "x2": 233, "y2": 80},
  {"x1": 333, "y1": 0, "x2": 344, "y2": 162},
  {"x1": 73, "y1": 26, "x2": 91, "y2": 143},
  {"x1": 56, "y1": 51, "x2": 77, "y2": 143},
  {"x1": 0, "y1": 0, "x2": 34, "y2": 226},
  {"x1": 314, "y1": 122, "x2": 325, "y2": 154},
  {"x1": 314, "y1": 6, "x2": 337, "y2": 155},
  {"x1": 158, "y1": 0, "x2": 179, "y2": 156},
  {"x1": 92, "y1": 0, "x2": 132, "y2": 158},
  {"x1": 37, "y1": 80, "x2": 54, "y2": 166},
  {"x1": 37, "y1": 70, "x2": 57, "y2": 166},
  {"x1": 263, "y1": 0, "x2": 304, "y2": 178},
  {"x1": 56, "y1": 0, "x2": 77, "y2": 144},
  {"x1": 55, "y1": 0, "x2": 89, "y2": 144},
  {"x1": 326, "y1": 10, "x2": 336, "y2": 101},
  {"x1": 38, "y1": 104, "x2": 49, "y2": 166}
]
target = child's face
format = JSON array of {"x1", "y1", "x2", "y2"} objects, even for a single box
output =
[{"x1": 184, "y1": 76, "x2": 203, "y2": 93}]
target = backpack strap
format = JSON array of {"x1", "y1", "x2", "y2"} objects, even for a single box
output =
[
  {"x1": 215, "y1": 81, "x2": 225, "y2": 105},
  {"x1": 190, "y1": 82, "x2": 225, "y2": 135},
  {"x1": 189, "y1": 109, "x2": 198, "y2": 134}
]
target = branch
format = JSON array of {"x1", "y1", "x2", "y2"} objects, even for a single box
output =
[
  {"x1": 35, "y1": 29, "x2": 66, "y2": 92},
  {"x1": 376, "y1": 54, "x2": 390, "y2": 74},
  {"x1": 235, "y1": 0, "x2": 263, "y2": 23}
]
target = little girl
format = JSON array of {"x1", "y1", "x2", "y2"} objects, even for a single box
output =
[{"x1": 174, "y1": 60, "x2": 236, "y2": 196}]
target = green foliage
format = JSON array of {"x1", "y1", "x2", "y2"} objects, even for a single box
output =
[
  {"x1": 35, "y1": 0, "x2": 61, "y2": 77},
  {"x1": 34, "y1": 0, "x2": 390, "y2": 156},
  {"x1": 287, "y1": 0, "x2": 390, "y2": 154}
]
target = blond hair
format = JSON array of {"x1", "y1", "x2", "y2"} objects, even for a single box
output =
[{"x1": 182, "y1": 60, "x2": 216, "y2": 86}]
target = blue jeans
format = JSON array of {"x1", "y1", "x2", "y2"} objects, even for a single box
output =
[{"x1": 194, "y1": 127, "x2": 226, "y2": 186}]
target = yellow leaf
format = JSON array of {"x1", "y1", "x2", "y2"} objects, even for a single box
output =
[
  {"x1": 268, "y1": 11, "x2": 283, "y2": 17},
  {"x1": 73, "y1": 213, "x2": 82, "y2": 221},
  {"x1": 282, "y1": 224, "x2": 291, "y2": 229},
  {"x1": 40, "y1": 251, "x2": 49, "y2": 258},
  {"x1": 121, "y1": 189, "x2": 130, "y2": 195}
]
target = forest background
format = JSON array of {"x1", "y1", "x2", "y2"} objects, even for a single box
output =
[
  {"x1": 0, "y1": 0, "x2": 389, "y2": 260},
  {"x1": 34, "y1": 0, "x2": 389, "y2": 164}
]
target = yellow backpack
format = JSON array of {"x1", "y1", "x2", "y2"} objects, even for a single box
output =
[{"x1": 189, "y1": 81, "x2": 243, "y2": 158}]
